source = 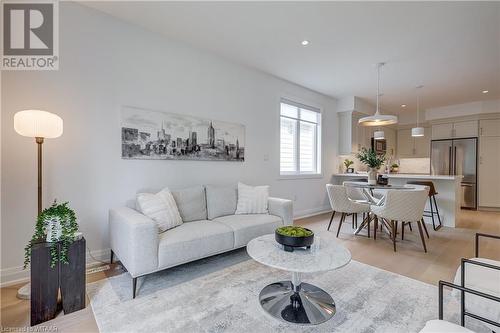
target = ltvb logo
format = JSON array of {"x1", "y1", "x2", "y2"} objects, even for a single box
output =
[{"x1": 2, "y1": 1, "x2": 59, "y2": 70}]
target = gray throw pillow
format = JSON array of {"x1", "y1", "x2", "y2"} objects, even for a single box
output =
[
  {"x1": 171, "y1": 185, "x2": 207, "y2": 222},
  {"x1": 206, "y1": 185, "x2": 237, "y2": 220}
]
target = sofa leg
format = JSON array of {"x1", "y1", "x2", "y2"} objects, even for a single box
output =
[
  {"x1": 110, "y1": 250, "x2": 114, "y2": 264},
  {"x1": 132, "y1": 277, "x2": 137, "y2": 299}
]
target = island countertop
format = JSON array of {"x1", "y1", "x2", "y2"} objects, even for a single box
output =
[{"x1": 332, "y1": 173, "x2": 462, "y2": 181}]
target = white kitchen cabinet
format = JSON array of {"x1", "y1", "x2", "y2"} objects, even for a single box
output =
[
  {"x1": 431, "y1": 121, "x2": 478, "y2": 139},
  {"x1": 453, "y1": 120, "x2": 478, "y2": 138},
  {"x1": 478, "y1": 136, "x2": 500, "y2": 207},
  {"x1": 338, "y1": 112, "x2": 380, "y2": 155},
  {"x1": 397, "y1": 127, "x2": 431, "y2": 158},
  {"x1": 479, "y1": 119, "x2": 500, "y2": 137},
  {"x1": 431, "y1": 123, "x2": 453, "y2": 140}
]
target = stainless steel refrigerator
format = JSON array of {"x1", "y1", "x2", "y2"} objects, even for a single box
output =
[{"x1": 430, "y1": 138, "x2": 477, "y2": 209}]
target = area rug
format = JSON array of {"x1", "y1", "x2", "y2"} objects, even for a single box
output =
[{"x1": 87, "y1": 249, "x2": 487, "y2": 332}]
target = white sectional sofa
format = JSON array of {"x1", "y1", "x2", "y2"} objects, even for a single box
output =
[{"x1": 109, "y1": 185, "x2": 293, "y2": 298}]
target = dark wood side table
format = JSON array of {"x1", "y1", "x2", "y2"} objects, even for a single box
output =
[{"x1": 30, "y1": 237, "x2": 86, "y2": 326}]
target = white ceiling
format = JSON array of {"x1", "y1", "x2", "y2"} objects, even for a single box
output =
[{"x1": 82, "y1": 1, "x2": 500, "y2": 115}]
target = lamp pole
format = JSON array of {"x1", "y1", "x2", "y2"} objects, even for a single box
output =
[{"x1": 36, "y1": 137, "x2": 44, "y2": 216}]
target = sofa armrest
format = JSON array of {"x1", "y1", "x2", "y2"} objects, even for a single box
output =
[
  {"x1": 109, "y1": 207, "x2": 159, "y2": 277},
  {"x1": 268, "y1": 197, "x2": 293, "y2": 226}
]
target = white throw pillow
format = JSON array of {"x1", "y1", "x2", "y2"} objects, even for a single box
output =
[
  {"x1": 136, "y1": 188, "x2": 183, "y2": 232},
  {"x1": 235, "y1": 182, "x2": 269, "y2": 214}
]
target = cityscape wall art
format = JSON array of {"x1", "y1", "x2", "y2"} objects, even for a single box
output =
[{"x1": 121, "y1": 106, "x2": 245, "y2": 161}]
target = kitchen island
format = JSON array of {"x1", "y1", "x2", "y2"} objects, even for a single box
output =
[{"x1": 332, "y1": 173, "x2": 463, "y2": 227}]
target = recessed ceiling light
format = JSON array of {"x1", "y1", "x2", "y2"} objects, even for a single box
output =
[
  {"x1": 301, "y1": 40, "x2": 309, "y2": 46},
  {"x1": 482, "y1": 90, "x2": 489, "y2": 94},
  {"x1": 401, "y1": 104, "x2": 407, "y2": 108}
]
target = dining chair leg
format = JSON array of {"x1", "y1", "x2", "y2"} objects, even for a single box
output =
[
  {"x1": 401, "y1": 222, "x2": 405, "y2": 240},
  {"x1": 336, "y1": 213, "x2": 345, "y2": 237},
  {"x1": 421, "y1": 218, "x2": 430, "y2": 238},
  {"x1": 327, "y1": 211, "x2": 336, "y2": 231},
  {"x1": 373, "y1": 215, "x2": 378, "y2": 240},
  {"x1": 417, "y1": 220, "x2": 428, "y2": 253},
  {"x1": 408, "y1": 222, "x2": 413, "y2": 232},
  {"x1": 355, "y1": 213, "x2": 358, "y2": 229},
  {"x1": 352, "y1": 214, "x2": 355, "y2": 229},
  {"x1": 391, "y1": 220, "x2": 397, "y2": 252},
  {"x1": 367, "y1": 215, "x2": 371, "y2": 238}
]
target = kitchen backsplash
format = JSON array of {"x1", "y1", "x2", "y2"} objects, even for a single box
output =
[
  {"x1": 397, "y1": 158, "x2": 430, "y2": 174},
  {"x1": 338, "y1": 156, "x2": 430, "y2": 174}
]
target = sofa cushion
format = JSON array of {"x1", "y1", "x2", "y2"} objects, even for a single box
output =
[
  {"x1": 213, "y1": 214, "x2": 283, "y2": 248},
  {"x1": 158, "y1": 220, "x2": 234, "y2": 269},
  {"x1": 136, "y1": 188, "x2": 183, "y2": 232},
  {"x1": 235, "y1": 182, "x2": 269, "y2": 214},
  {"x1": 206, "y1": 185, "x2": 237, "y2": 220},
  {"x1": 171, "y1": 186, "x2": 207, "y2": 222}
]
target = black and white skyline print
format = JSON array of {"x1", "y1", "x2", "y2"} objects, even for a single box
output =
[{"x1": 121, "y1": 106, "x2": 245, "y2": 161}]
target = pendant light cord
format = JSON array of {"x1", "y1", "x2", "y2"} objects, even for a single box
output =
[{"x1": 376, "y1": 64, "x2": 381, "y2": 114}]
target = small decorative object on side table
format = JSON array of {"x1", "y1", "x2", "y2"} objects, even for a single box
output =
[
  {"x1": 275, "y1": 226, "x2": 314, "y2": 252},
  {"x1": 24, "y1": 201, "x2": 86, "y2": 326}
]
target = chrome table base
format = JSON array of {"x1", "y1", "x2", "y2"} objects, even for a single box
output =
[{"x1": 259, "y1": 273, "x2": 336, "y2": 325}]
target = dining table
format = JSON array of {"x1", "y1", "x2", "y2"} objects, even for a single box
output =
[{"x1": 343, "y1": 181, "x2": 417, "y2": 236}]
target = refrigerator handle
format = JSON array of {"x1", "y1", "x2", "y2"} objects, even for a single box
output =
[
  {"x1": 449, "y1": 146, "x2": 452, "y2": 175},
  {"x1": 454, "y1": 146, "x2": 457, "y2": 175}
]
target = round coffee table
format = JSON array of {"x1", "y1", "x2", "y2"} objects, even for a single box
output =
[{"x1": 247, "y1": 232, "x2": 351, "y2": 325}]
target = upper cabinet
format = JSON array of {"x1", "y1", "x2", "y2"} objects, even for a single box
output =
[
  {"x1": 431, "y1": 120, "x2": 478, "y2": 140},
  {"x1": 396, "y1": 127, "x2": 430, "y2": 158},
  {"x1": 479, "y1": 119, "x2": 500, "y2": 136}
]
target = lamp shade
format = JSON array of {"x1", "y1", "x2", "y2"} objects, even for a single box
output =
[
  {"x1": 374, "y1": 130, "x2": 385, "y2": 140},
  {"x1": 358, "y1": 113, "x2": 398, "y2": 126},
  {"x1": 411, "y1": 127, "x2": 425, "y2": 137},
  {"x1": 14, "y1": 110, "x2": 63, "y2": 138}
]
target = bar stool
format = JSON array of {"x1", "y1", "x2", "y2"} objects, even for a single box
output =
[{"x1": 407, "y1": 180, "x2": 442, "y2": 231}]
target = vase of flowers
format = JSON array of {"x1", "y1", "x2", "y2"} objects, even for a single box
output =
[{"x1": 356, "y1": 147, "x2": 386, "y2": 185}]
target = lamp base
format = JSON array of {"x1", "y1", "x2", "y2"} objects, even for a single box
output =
[{"x1": 17, "y1": 282, "x2": 30, "y2": 300}]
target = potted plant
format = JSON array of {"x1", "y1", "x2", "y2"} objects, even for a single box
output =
[
  {"x1": 343, "y1": 159, "x2": 354, "y2": 173},
  {"x1": 24, "y1": 201, "x2": 79, "y2": 269},
  {"x1": 391, "y1": 163, "x2": 400, "y2": 173},
  {"x1": 356, "y1": 147, "x2": 386, "y2": 185}
]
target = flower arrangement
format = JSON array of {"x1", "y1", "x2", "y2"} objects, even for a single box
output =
[
  {"x1": 24, "y1": 201, "x2": 78, "y2": 268},
  {"x1": 356, "y1": 147, "x2": 386, "y2": 170}
]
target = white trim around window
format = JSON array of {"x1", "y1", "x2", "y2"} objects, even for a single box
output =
[{"x1": 279, "y1": 98, "x2": 322, "y2": 178}]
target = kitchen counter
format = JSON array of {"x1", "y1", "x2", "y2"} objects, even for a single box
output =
[
  {"x1": 333, "y1": 173, "x2": 463, "y2": 181},
  {"x1": 332, "y1": 173, "x2": 462, "y2": 228}
]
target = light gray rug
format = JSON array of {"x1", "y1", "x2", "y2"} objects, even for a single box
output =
[{"x1": 87, "y1": 249, "x2": 487, "y2": 333}]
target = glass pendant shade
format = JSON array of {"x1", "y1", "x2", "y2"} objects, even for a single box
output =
[
  {"x1": 14, "y1": 110, "x2": 63, "y2": 138},
  {"x1": 411, "y1": 127, "x2": 424, "y2": 137},
  {"x1": 374, "y1": 130, "x2": 385, "y2": 140}
]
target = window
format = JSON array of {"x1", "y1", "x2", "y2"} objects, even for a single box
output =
[{"x1": 280, "y1": 99, "x2": 321, "y2": 176}]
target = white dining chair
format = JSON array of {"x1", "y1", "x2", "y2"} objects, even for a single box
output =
[
  {"x1": 370, "y1": 187, "x2": 429, "y2": 252},
  {"x1": 326, "y1": 184, "x2": 371, "y2": 237}
]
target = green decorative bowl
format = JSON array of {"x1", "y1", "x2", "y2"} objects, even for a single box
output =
[{"x1": 275, "y1": 226, "x2": 314, "y2": 252}]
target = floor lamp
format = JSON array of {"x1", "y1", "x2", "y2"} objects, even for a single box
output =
[{"x1": 14, "y1": 110, "x2": 63, "y2": 299}]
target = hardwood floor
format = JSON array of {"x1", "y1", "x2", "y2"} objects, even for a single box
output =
[{"x1": 1, "y1": 209, "x2": 499, "y2": 332}]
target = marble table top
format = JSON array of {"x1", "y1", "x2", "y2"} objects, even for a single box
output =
[{"x1": 246, "y1": 232, "x2": 351, "y2": 273}]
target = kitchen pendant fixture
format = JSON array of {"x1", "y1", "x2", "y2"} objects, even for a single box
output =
[
  {"x1": 374, "y1": 130, "x2": 385, "y2": 140},
  {"x1": 411, "y1": 85, "x2": 425, "y2": 137},
  {"x1": 358, "y1": 62, "x2": 398, "y2": 126}
]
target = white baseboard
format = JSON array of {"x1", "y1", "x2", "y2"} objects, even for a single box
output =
[
  {"x1": 0, "y1": 248, "x2": 111, "y2": 288},
  {"x1": 294, "y1": 206, "x2": 332, "y2": 220}
]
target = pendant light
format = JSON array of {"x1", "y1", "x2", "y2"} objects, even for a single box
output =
[
  {"x1": 374, "y1": 130, "x2": 385, "y2": 140},
  {"x1": 358, "y1": 62, "x2": 398, "y2": 126},
  {"x1": 411, "y1": 85, "x2": 425, "y2": 137}
]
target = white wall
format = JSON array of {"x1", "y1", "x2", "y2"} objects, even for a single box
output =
[{"x1": 0, "y1": 3, "x2": 338, "y2": 284}]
